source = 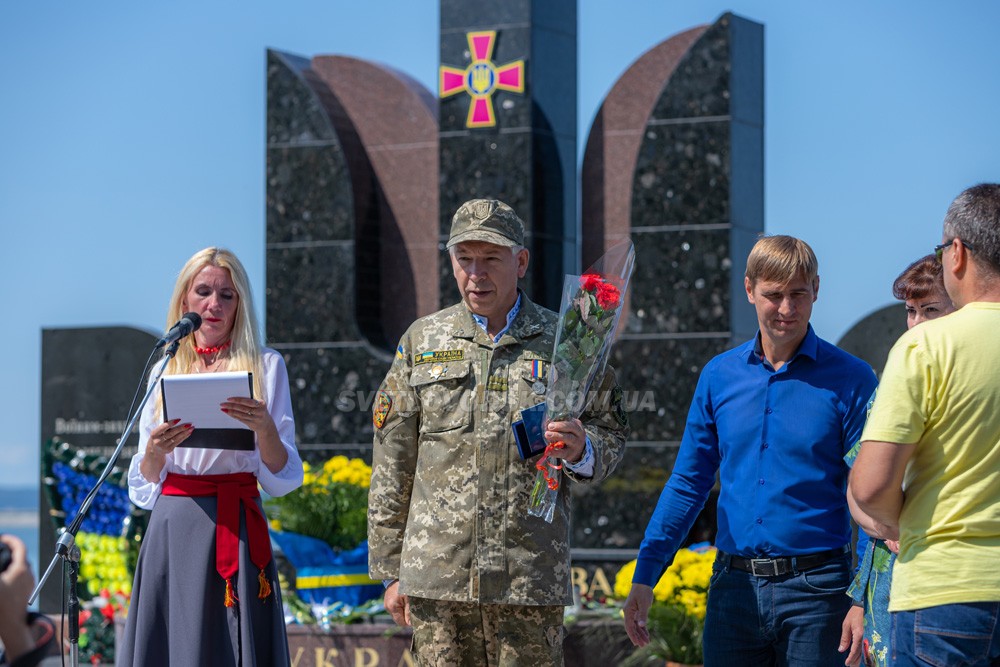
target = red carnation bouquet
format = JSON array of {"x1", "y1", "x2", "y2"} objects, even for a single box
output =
[{"x1": 528, "y1": 240, "x2": 635, "y2": 522}]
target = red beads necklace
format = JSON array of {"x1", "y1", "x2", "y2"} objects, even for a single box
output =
[{"x1": 194, "y1": 339, "x2": 232, "y2": 355}]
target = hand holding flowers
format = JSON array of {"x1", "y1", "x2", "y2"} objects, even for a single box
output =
[
  {"x1": 542, "y1": 419, "x2": 587, "y2": 465},
  {"x1": 528, "y1": 271, "x2": 624, "y2": 512},
  {"x1": 528, "y1": 241, "x2": 635, "y2": 521}
]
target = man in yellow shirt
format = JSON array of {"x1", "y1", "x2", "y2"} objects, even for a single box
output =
[{"x1": 851, "y1": 183, "x2": 1000, "y2": 666}]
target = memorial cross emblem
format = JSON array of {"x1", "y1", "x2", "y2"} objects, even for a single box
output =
[{"x1": 439, "y1": 30, "x2": 524, "y2": 128}]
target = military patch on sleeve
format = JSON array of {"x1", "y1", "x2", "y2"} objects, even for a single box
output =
[
  {"x1": 611, "y1": 386, "x2": 628, "y2": 427},
  {"x1": 373, "y1": 390, "x2": 392, "y2": 429},
  {"x1": 396, "y1": 345, "x2": 405, "y2": 360},
  {"x1": 413, "y1": 349, "x2": 464, "y2": 365},
  {"x1": 528, "y1": 359, "x2": 547, "y2": 379}
]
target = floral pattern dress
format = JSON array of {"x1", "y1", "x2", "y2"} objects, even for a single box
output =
[{"x1": 844, "y1": 391, "x2": 895, "y2": 667}]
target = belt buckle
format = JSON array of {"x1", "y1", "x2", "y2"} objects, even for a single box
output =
[{"x1": 750, "y1": 558, "x2": 780, "y2": 577}]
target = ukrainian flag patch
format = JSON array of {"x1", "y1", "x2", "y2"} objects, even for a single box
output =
[{"x1": 413, "y1": 349, "x2": 464, "y2": 365}]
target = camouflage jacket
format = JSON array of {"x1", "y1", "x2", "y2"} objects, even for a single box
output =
[{"x1": 367, "y1": 295, "x2": 628, "y2": 605}]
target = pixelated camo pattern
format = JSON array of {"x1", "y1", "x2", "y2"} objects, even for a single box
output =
[
  {"x1": 367, "y1": 296, "x2": 628, "y2": 605},
  {"x1": 409, "y1": 597, "x2": 564, "y2": 666}
]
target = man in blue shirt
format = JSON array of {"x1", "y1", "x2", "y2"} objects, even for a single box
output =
[{"x1": 624, "y1": 235, "x2": 877, "y2": 666}]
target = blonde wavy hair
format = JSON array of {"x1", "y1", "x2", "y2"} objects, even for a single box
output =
[{"x1": 160, "y1": 247, "x2": 266, "y2": 403}]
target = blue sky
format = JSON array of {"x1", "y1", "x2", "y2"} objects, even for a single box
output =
[{"x1": 2, "y1": 1, "x2": 999, "y2": 488}]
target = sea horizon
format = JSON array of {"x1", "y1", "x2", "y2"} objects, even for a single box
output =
[{"x1": 0, "y1": 485, "x2": 42, "y2": 597}]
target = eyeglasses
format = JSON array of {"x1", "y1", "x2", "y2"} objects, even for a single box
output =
[{"x1": 934, "y1": 239, "x2": 976, "y2": 262}]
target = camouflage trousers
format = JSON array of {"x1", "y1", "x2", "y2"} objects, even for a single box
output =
[{"x1": 408, "y1": 597, "x2": 564, "y2": 667}]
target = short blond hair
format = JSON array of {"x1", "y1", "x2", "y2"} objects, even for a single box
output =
[{"x1": 745, "y1": 235, "x2": 818, "y2": 286}]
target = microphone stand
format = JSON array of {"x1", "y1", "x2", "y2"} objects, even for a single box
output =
[{"x1": 30, "y1": 340, "x2": 180, "y2": 666}]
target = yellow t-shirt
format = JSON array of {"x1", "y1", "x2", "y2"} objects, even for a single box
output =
[{"x1": 861, "y1": 302, "x2": 1000, "y2": 611}]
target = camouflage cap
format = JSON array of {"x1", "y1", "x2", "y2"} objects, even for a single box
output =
[{"x1": 446, "y1": 199, "x2": 525, "y2": 249}]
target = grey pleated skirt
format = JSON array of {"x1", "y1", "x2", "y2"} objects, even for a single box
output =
[{"x1": 117, "y1": 494, "x2": 290, "y2": 667}]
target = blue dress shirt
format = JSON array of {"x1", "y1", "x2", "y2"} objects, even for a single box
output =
[{"x1": 634, "y1": 325, "x2": 877, "y2": 586}]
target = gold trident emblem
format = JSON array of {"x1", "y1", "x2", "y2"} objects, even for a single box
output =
[{"x1": 469, "y1": 63, "x2": 493, "y2": 95}]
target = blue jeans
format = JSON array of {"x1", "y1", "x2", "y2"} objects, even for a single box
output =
[
  {"x1": 702, "y1": 555, "x2": 852, "y2": 666},
  {"x1": 892, "y1": 602, "x2": 1000, "y2": 667}
]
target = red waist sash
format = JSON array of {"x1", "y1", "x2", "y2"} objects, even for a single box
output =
[{"x1": 162, "y1": 472, "x2": 272, "y2": 605}]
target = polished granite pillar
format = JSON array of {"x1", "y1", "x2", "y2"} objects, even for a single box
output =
[
  {"x1": 438, "y1": 0, "x2": 577, "y2": 309},
  {"x1": 576, "y1": 13, "x2": 764, "y2": 552},
  {"x1": 265, "y1": 50, "x2": 437, "y2": 461}
]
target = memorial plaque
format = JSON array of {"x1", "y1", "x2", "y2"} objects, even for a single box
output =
[{"x1": 38, "y1": 326, "x2": 157, "y2": 611}]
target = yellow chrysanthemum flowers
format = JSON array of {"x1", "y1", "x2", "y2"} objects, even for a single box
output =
[
  {"x1": 613, "y1": 546, "x2": 716, "y2": 621},
  {"x1": 267, "y1": 455, "x2": 372, "y2": 551}
]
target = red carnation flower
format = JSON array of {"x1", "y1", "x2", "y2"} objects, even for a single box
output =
[
  {"x1": 579, "y1": 273, "x2": 603, "y2": 291},
  {"x1": 596, "y1": 282, "x2": 620, "y2": 309}
]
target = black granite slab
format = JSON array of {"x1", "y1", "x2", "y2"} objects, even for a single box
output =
[
  {"x1": 628, "y1": 228, "x2": 734, "y2": 335},
  {"x1": 276, "y1": 346, "x2": 389, "y2": 448},
  {"x1": 837, "y1": 304, "x2": 906, "y2": 378},
  {"x1": 266, "y1": 50, "x2": 336, "y2": 144},
  {"x1": 609, "y1": 336, "x2": 734, "y2": 442},
  {"x1": 265, "y1": 245, "x2": 360, "y2": 344},
  {"x1": 38, "y1": 326, "x2": 158, "y2": 611},
  {"x1": 630, "y1": 121, "x2": 731, "y2": 228},
  {"x1": 438, "y1": 2, "x2": 576, "y2": 313},
  {"x1": 648, "y1": 17, "x2": 730, "y2": 121},
  {"x1": 439, "y1": 0, "x2": 534, "y2": 31},
  {"x1": 574, "y1": 13, "x2": 764, "y2": 552},
  {"x1": 570, "y1": 443, "x2": 719, "y2": 550},
  {"x1": 265, "y1": 145, "x2": 355, "y2": 244},
  {"x1": 266, "y1": 48, "x2": 382, "y2": 463}
]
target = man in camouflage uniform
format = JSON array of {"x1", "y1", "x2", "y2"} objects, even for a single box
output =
[{"x1": 368, "y1": 198, "x2": 629, "y2": 666}]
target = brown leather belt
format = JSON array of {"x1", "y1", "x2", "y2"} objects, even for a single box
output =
[{"x1": 718, "y1": 545, "x2": 850, "y2": 577}]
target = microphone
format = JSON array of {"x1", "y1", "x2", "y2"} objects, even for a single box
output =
[{"x1": 155, "y1": 312, "x2": 202, "y2": 348}]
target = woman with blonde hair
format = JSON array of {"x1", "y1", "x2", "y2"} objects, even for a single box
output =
[{"x1": 119, "y1": 247, "x2": 303, "y2": 666}]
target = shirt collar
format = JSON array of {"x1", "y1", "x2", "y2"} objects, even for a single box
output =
[
  {"x1": 751, "y1": 324, "x2": 819, "y2": 366},
  {"x1": 472, "y1": 293, "x2": 522, "y2": 342}
]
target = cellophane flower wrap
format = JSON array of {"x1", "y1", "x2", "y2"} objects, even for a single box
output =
[{"x1": 527, "y1": 240, "x2": 635, "y2": 522}]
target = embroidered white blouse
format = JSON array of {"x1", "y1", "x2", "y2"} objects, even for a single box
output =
[{"x1": 127, "y1": 347, "x2": 304, "y2": 509}]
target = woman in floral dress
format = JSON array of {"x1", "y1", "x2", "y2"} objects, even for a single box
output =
[{"x1": 846, "y1": 254, "x2": 954, "y2": 666}]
